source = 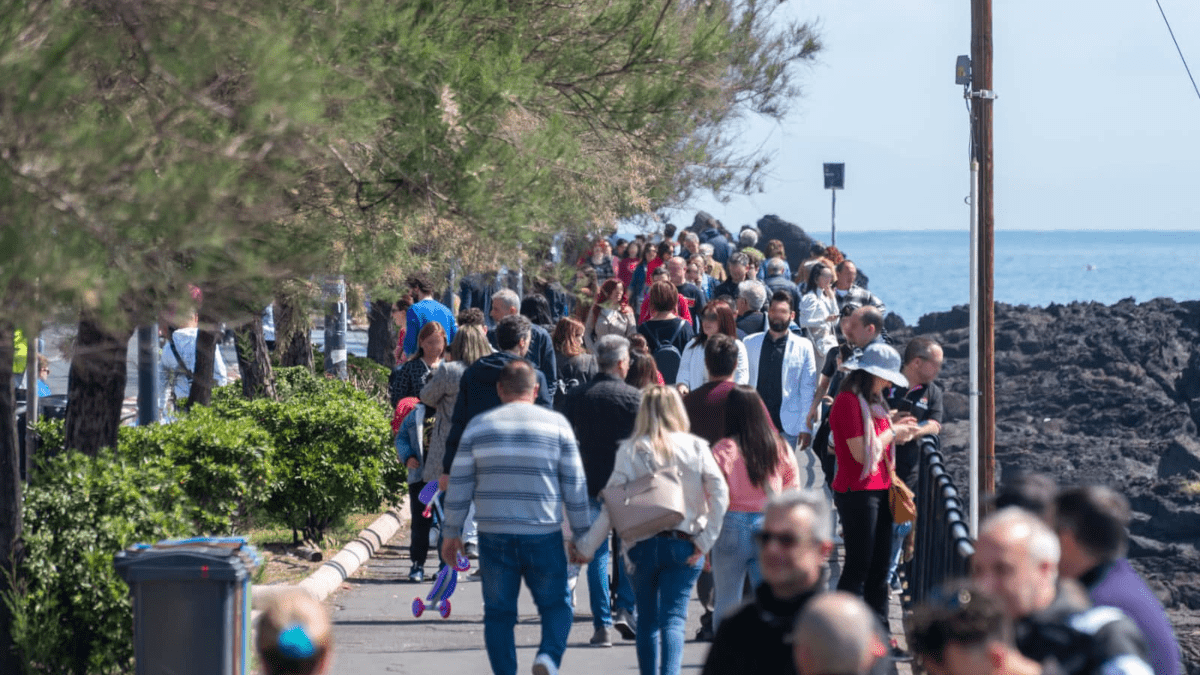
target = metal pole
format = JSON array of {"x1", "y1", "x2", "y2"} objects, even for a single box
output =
[
  {"x1": 830, "y1": 189, "x2": 837, "y2": 247},
  {"x1": 24, "y1": 327, "x2": 38, "y2": 482},
  {"x1": 137, "y1": 324, "x2": 161, "y2": 426},
  {"x1": 323, "y1": 275, "x2": 348, "y2": 379},
  {"x1": 968, "y1": 161, "x2": 980, "y2": 537}
]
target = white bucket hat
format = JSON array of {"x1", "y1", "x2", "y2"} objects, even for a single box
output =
[{"x1": 843, "y1": 342, "x2": 908, "y2": 388}]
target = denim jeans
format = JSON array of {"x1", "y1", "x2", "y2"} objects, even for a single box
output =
[
  {"x1": 478, "y1": 531, "x2": 573, "y2": 675},
  {"x1": 587, "y1": 498, "x2": 637, "y2": 628},
  {"x1": 711, "y1": 510, "x2": 764, "y2": 633},
  {"x1": 627, "y1": 536, "x2": 704, "y2": 675},
  {"x1": 834, "y1": 489, "x2": 893, "y2": 633},
  {"x1": 888, "y1": 520, "x2": 914, "y2": 586}
]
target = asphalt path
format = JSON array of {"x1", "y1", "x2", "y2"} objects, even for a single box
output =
[{"x1": 325, "y1": 446, "x2": 911, "y2": 675}]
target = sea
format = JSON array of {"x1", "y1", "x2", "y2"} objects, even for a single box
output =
[{"x1": 818, "y1": 230, "x2": 1200, "y2": 325}]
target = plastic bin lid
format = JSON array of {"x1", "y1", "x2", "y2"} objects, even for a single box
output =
[{"x1": 114, "y1": 537, "x2": 259, "y2": 583}]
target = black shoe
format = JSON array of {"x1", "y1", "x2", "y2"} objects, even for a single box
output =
[
  {"x1": 694, "y1": 625, "x2": 714, "y2": 642},
  {"x1": 408, "y1": 564, "x2": 424, "y2": 583},
  {"x1": 613, "y1": 608, "x2": 637, "y2": 640},
  {"x1": 889, "y1": 640, "x2": 912, "y2": 662}
]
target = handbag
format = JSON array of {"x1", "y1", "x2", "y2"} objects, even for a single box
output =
[
  {"x1": 886, "y1": 450, "x2": 917, "y2": 525},
  {"x1": 601, "y1": 462, "x2": 687, "y2": 542}
]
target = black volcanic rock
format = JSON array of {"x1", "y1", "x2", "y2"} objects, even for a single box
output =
[{"x1": 888, "y1": 298, "x2": 1200, "y2": 672}]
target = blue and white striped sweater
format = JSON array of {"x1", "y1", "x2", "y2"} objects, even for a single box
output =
[{"x1": 444, "y1": 402, "x2": 591, "y2": 539}]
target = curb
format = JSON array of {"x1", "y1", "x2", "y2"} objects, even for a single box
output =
[{"x1": 251, "y1": 506, "x2": 409, "y2": 608}]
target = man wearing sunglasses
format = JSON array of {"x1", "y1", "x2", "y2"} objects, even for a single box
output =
[{"x1": 701, "y1": 489, "x2": 834, "y2": 675}]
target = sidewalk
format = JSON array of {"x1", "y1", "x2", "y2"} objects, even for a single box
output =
[{"x1": 327, "y1": 447, "x2": 912, "y2": 674}]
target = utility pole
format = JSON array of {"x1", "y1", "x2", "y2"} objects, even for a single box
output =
[{"x1": 971, "y1": 0, "x2": 996, "y2": 513}]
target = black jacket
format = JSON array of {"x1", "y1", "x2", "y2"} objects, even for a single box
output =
[
  {"x1": 489, "y1": 323, "x2": 557, "y2": 401},
  {"x1": 702, "y1": 584, "x2": 820, "y2": 675},
  {"x1": 562, "y1": 373, "x2": 641, "y2": 497},
  {"x1": 1016, "y1": 583, "x2": 1151, "y2": 675},
  {"x1": 441, "y1": 351, "x2": 552, "y2": 473}
]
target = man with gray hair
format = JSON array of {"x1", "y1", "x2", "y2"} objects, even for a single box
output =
[
  {"x1": 972, "y1": 507, "x2": 1152, "y2": 675},
  {"x1": 763, "y1": 257, "x2": 800, "y2": 315},
  {"x1": 489, "y1": 287, "x2": 557, "y2": 398},
  {"x1": 562, "y1": 335, "x2": 641, "y2": 645},
  {"x1": 701, "y1": 489, "x2": 835, "y2": 675},
  {"x1": 793, "y1": 592, "x2": 886, "y2": 675},
  {"x1": 735, "y1": 279, "x2": 768, "y2": 337}
]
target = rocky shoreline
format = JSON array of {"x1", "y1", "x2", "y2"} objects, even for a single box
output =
[{"x1": 887, "y1": 297, "x2": 1200, "y2": 673}]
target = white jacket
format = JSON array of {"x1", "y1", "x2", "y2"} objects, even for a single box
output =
[
  {"x1": 677, "y1": 339, "x2": 750, "y2": 391},
  {"x1": 743, "y1": 330, "x2": 819, "y2": 437},
  {"x1": 578, "y1": 431, "x2": 729, "y2": 556}
]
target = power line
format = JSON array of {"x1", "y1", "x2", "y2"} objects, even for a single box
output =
[{"x1": 1154, "y1": 0, "x2": 1200, "y2": 103}]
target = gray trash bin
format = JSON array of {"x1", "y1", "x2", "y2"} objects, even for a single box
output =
[{"x1": 114, "y1": 537, "x2": 259, "y2": 675}]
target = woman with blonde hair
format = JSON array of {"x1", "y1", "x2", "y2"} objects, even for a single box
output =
[
  {"x1": 257, "y1": 589, "x2": 333, "y2": 675},
  {"x1": 575, "y1": 385, "x2": 729, "y2": 675}
]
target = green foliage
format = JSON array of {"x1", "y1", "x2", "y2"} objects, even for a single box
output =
[
  {"x1": 347, "y1": 354, "x2": 390, "y2": 406},
  {"x1": 235, "y1": 367, "x2": 405, "y2": 542},
  {"x1": 119, "y1": 406, "x2": 276, "y2": 534},
  {"x1": 6, "y1": 450, "x2": 191, "y2": 675}
]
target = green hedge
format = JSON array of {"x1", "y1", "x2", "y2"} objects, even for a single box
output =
[
  {"x1": 7, "y1": 366, "x2": 404, "y2": 674},
  {"x1": 7, "y1": 449, "x2": 191, "y2": 674}
]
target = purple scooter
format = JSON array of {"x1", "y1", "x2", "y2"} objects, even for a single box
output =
[{"x1": 412, "y1": 482, "x2": 471, "y2": 619}]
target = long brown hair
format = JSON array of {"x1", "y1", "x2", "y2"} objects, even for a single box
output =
[
  {"x1": 692, "y1": 299, "x2": 738, "y2": 347},
  {"x1": 552, "y1": 317, "x2": 586, "y2": 358},
  {"x1": 722, "y1": 386, "x2": 783, "y2": 488},
  {"x1": 590, "y1": 278, "x2": 628, "y2": 323}
]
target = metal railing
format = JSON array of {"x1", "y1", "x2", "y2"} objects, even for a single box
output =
[{"x1": 905, "y1": 434, "x2": 975, "y2": 606}]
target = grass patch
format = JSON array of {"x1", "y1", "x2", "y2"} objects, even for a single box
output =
[{"x1": 246, "y1": 508, "x2": 400, "y2": 586}]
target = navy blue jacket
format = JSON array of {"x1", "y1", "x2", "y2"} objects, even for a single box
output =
[{"x1": 441, "y1": 351, "x2": 552, "y2": 473}]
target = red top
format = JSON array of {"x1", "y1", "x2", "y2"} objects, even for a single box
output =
[
  {"x1": 829, "y1": 391, "x2": 893, "y2": 492},
  {"x1": 638, "y1": 293, "x2": 693, "y2": 326},
  {"x1": 616, "y1": 258, "x2": 639, "y2": 288}
]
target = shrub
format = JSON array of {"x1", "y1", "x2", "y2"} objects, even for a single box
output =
[
  {"x1": 244, "y1": 368, "x2": 406, "y2": 542},
  {"x1": 119, "y1": 406, "x2": 276, "y2": 534},
  {"x1": 347, "y1": 353, "x2": 390, "y2": 405},
  {"x1": 6, "y1": 449, "x2": 191, "y2": 675}
]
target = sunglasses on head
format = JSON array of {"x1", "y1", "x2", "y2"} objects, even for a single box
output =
[{"x1": 753, "y1": 530, "x2": 805, "y2": 548}]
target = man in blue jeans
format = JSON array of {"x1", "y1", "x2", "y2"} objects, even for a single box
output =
[
  {"x1": 442, "y1": 360, "x2": 592, "y2": 675},
  {"x1": 562, "y1": 335, "x2": 641, "y2": 646}
]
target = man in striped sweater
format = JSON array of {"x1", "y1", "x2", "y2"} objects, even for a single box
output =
[{"x1": 442, "y1": 359, "x2": 591, "y2": 675}]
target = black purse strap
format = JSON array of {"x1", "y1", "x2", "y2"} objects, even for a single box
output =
[{"x1": 167, "y1": 334, "x2": 194, "y2": 380}]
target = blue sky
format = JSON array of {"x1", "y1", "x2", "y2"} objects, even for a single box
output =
[{"x1": 662, "y1": 0, "x2": 1200, "y2": 233}]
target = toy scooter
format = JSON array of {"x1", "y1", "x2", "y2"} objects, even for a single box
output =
[{"x1": 411, "y1": 482, "x2": 471, "y2": 618}]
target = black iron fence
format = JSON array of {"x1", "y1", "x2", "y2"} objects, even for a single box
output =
[{"x1": 904, "y1": 434, "x2": 975, "y2": 606}]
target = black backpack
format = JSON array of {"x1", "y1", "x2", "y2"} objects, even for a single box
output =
[{"x1": 652, "y1": 320, "x2": 686, "y2": 384}]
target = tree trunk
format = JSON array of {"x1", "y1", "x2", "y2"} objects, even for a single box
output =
[
  {"x1": 185, "y1": 310, "x2": 220, "y2": 409},
  {"x1": 235, "y1": 316, "x2": 276, "y2": 400},
  {"x1": 0, "y1": 326, "x2": 23, "y2": 674},
  {"x1": 366, "y1": 299, "x2": 395, "y2": 368},
  {"x1": 64, "y1": 313, "x2": 132, "y2": 457},
  {"x1": 276, "y1": 292, "x2": 313, "y2": 370}
]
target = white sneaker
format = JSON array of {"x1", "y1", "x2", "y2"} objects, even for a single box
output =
[{"x1": 532, "y1": 653, "x2": 558, "y2": 675}]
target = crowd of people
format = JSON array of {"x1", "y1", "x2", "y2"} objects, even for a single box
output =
[{"x1": 379, "y1": 223, "x2": 1181, "y2": 675}]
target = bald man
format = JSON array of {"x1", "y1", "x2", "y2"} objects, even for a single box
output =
[
  {"x1": 971, "y1": 507, "x2": 1152, "y2": 675},
  {"x1": 792, "y1": 592, "x2": 886, "y2": 675}
]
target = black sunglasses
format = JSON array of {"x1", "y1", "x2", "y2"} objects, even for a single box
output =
[{"x1": 753, "y1": 530, "x2": 804, "y2": 548}]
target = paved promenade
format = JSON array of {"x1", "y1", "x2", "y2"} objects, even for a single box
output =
[{"x1": 327, "y1": 447, "x2": 910, "y2": 675}]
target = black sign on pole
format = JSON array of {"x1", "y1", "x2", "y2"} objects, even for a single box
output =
[{"x1": 823, "y1": 163, "x2": 845, "y2": 190}]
